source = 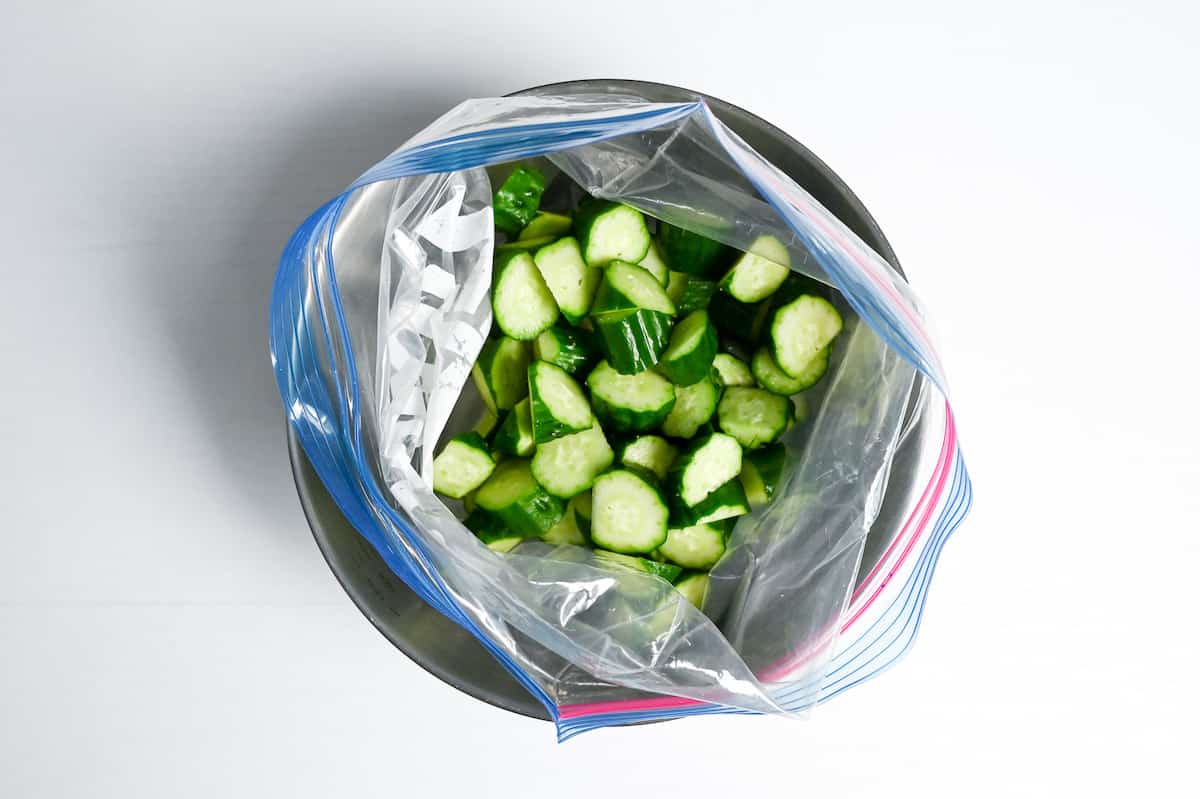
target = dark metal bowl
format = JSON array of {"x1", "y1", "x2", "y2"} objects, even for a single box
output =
[{"x1": 287, "y1": 79, "x2": 923, "y2": 721}]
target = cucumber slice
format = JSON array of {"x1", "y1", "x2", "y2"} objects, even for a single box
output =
[
  {"x1": 719, "y1": 234, "x2": 791, "y2": 303},
  {"x1": 657, "y1": 521, "x2": 727, "y2": 570},
  {"x1": 666, "y1": 271, "x2": 717, "y2": 314},
  {"x1": 656, "y1": 310, "x2": 717, "y2": 386},
  {"x1": 636, "y1": 241, "x2": 670, "y2": 285},
  {"x1": 660, "y1": 376, "x2": 721, "y2": 439},
  {"x1": 590, "y1": 469, "x2": 669, "y2": 554},
  {"x1": 519, "y1": 211, "x2": 572, "y2": 240},
  {"x1": 591, "y1": 308, "x2": 673, "y2": 374},
  {"x1": 533, "y1": 325, "x2": 595, "y2": 375},
  {"x1": 711, "y1": 353, "x2": 754, "y2": 387},
  {"x1": 717, "y1": 387, "x2": 791, "y2": 449},
  {"x1": 670, "y1": 432, "x2": 743, "y2": 507},
  {"x1": 594, "y1": 550, "x2": 683, "y2": 582},
  {"x1": 472, "y1": 337, "x2": 531, "y2": 413},
  {"x1": 619, "y1": 435, "x2": 678, "y2": 481},
  {"x1": 740, "y1": 443, "x2": 786, "y2": 507},
  {"x1": 751, "y1": 346, "x2": 812, "y2": 395},
  {"x1": 475, "y1": 458, "x2": 565, "y2": 537},
  {"x1": 587, "y1": 360, "x2": 676, "y2": 433},
  {"x1": 532, "y1": 237, "x2": 600, "y2": 324},
  {"x1": 432, "y1": 432, "x2": 496, "y2": 499},
  {"x1": 493, "y1": 252, "x2": 559, "y2": 341},
  {"x1": 528, "y1": 361, "x2": 593, "y2": 444},
  {"x1": 493, "y1": 166, "x2": 545, "y2": 236},
  {"x1": 464, "y1": 508, "x2": 524, "y2": 553},
  {"x1": 570, "y1": 490, "x2": 592, "y2": 536},
  {"x1": 496, "y1": 236, "x2": 556, "y2": 252},
  {"x1": 590, "y1": 260, "x2": 677, "y2": 316},
  {"x1": 574, "y1": 200, "x2": 652, "y2": 267},
  {"x1": 670, "y1": 477, "x2": 750, "y2": 526},
  {"x1": 530, "y1": 422, "x2": 614, "y2": 497},
  {"x1": 674, "y1": 572, "x2": 710, "y2": 609},
  {"x1": 542, "y1": 505, "x2": 588, "y2": 546},
  {"x1": 770, "y1": 295, "x2": 843, "y2": 378},
  {"x1": 656, "y1": 222, "x2": 731, "y2": 278},
  {"x1": 491, "y1": 397, "x2": 534, "y2": 457}
]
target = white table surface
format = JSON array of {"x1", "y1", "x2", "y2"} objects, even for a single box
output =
[{"x1": 3, "y1": 1, "x2": 1197, "y2": 796}]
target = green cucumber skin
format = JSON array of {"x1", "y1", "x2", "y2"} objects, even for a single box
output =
[
  {"x1": 534, "y1": 326, "x2": 595, "y2": 375},
  {"x1": 708, "y1": 291, "x2": 770, "y2": 345},
  {"x1": 493, "y1": 166, "x2": 546, "y2": 236},
  {"x1": 656, "y1": 222, "x2": 732, "y2": 278},
  {"x1": 672, "y1": 274, "x2": 718, "y2": 314},
  {"x1": 589, "y1": 386, "x2": 676, "y2": 433},
  {"x1": 475, "y1": 460, "x2": 565, "y2": 537},
  {"x1": 518, "y1": 211, "x2": 572, "y2": 240},
  {"x1": 591, "y1": 309, "x2": 673, "y2": 374},
  {"x1": 745, "y1": 443, "x2": 786, "y2": 501},
  {"x1": 527, "y1": 362, "x2": 593, "y2": 444},
  {"x1": 463, "y1": 508, "x2": 522, "y2": 551},
  {"x1": 657, "y1": 311, "x2": 718, "y2": 387},
  {"x1": 589, "y1": 261, "x2": 675, "y2": 316},
  {"x1": 668, "y1": 478, "x2": 749, "y2": 527}
]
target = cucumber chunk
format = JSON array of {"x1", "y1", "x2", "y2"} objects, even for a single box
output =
[
  {"x1": 519, "y1": 211, "x2": 572, "y2": 240},
  {"x1": 591, "y1": 308, "x2": 674, "y2": 374},
  {"x1": 670, "y1": 477, "x2": 750, "y2": 526},
  {"x1": 574, "y1": 200, "x2": 652, "y2": 267},
  {"x1": 532, "y1": 237, "x2": 600, "y2": 324},
  {"x1": 740, "y1": 443, "x2": 786, "y2": 507},
  {"x1": 717, "y1": 387, "x2": 791, "y2": 449},
  {"x1": 590, "y1": 469, "x2": 669, "y2": 554},
  {"x1": 769, "y1": 295, "x2": 843, "y2": 378},
  {"x1": 591, "y1": 260, "x2": 677, "y2": 316},
  {"x1": 619, "y1": 435, "x2": 678, "y2": 481},
  {"x1": 534, "y1": 325, "x2": 595, "y2": 375},
  {"x1": 464, "y1": 508, "x2": 524, "y2": 553},
  {"x1": 475, "y1": 458, "x2": 565, "y2": 537},
  {"x1": 528, "y1": 361, "x2": 594, "y2": 444},
  {"x1": 719, "y1": 234, "x2": 791, "y2": 303},
  {"x1": 432, "y1": 432, "x2": 496, "y2": 498},
  {"x1": 660, "y1": 376, "x2": 721, "y2": 439},
  {"x1": 656, "y1": 310, "x2": 717, "y2": 386},
  {"x1": 666, "y1": 271, "x2": 718, "y2": 314},
  {"x1": 656, "y1": 221, "x2": 731, "y2": 278},
  {"x1": 491, "y1": 397, "x2": 535, "y2": 457},
  {"x1": 657, "y1": 521, "x2": 727, "y2": 570},
  {"x1": 531, "y1": 422, "x2": 614, "y2": 497},
  {"x1": 711, "y1": 352, "x2": 754, "y2": 387},
  {"x1": 472, "y1": 337, "x2": 531, "y2": 413},
  {"x1": 587, "y1": 360, "x2": 676, "y2": 433},
  {"x1": 674, "y1": 572, "x2": 710, "y2": 609},
  {"x1": 493, "y1": 251, "x2": 559, "y2": 341},
  {"x1": 636, "y1": 241, "x2": 670, "y2": 285},
  {"x1": 751, "y1": 346, "x2": 815, "y2": 395},
  {"x1": 493, "y1": 166, "x2": 546, "y2": 236},
  {"x1": 670, "y1": 432, "x2": 744, "y2": 507}
]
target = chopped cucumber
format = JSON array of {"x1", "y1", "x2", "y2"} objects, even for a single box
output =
[
  {"x1": 472, "y1": 337, "x2": 531, "y2": 413},
  {"x1": 590, "y1": 469, "x2": 669, "y2": 554},
  {"x1": 574, "y1": 200, "x2": 651, "y2": 267},
  {"x1": 674, "y1": 572, "x2": 710, "y2": 609},
  {"x1": 595, "y1": 550, "x2": 683, "y2": 582},
  {"x1": 590, "y1": 260, "x2": 677, "y2": 316},
  {"x1": 475, "y1": 458, "x2": 564, "y2": 537},
  {"x1": 670, "y1": 477, "x2": 750, "y2": 526},
  {"x1": 464, "y1": 508, "x2": 524, "y2": 553},
  {"x1": 660, "y1": 375, "x2": 721, "y2": 439},
  {"x1": 666, "y1": 271, "x2": 717, "y2": 314},
  {"x1": 587, "y1": 360, "x2": 676, "y2": 433},
  {"x1": 532, "y1": 237, "x2": 600, "y2": 324},
  {"x1": 670, "y1": 432, "x2": 744, "y2": 507},
  {"x1": 432, "y1": 432, "x2": 496, "y2": 499},
  {"x1": 591, "y1": 308, "x2": 673, "y2": 374},
  {"x1": 719, "y1": 234, "x2": 791, "y2": 303},
  {"x1": 751, "y1": 346, "x2": 811, "y2": 395},
  {"x1": 530, "y1": 422, "x2": 613, "y2": 497},
  {"x1": 717, "y1": 386, "x2": 791, "y2": 449},
  {"x1": 542, "y1": 506, "x2": 588, "y2": 546},
  {"x1": 519, "y1": 211, "x2": 572, "y2": 240},
  {"x1": 657, "y1": 521, "x2": 727, "y2": 570},
  {"x1": 656, "y1": 221, "x2": 731, "y2": 278},
  {"x1": 491, "y1": 397, "x2": 534, "y2": 457},
  {"x1": 657, "y1": 310, "x2": 717, "y2": 386},
  {"x1": 493, "y1": 166, "x2": 546, "y2": 236},
  {"x1": 619, "y1": 435, "x2": 678, "y2": 481},
  {"x1": 528, "y1": 361, "x2": 593, "y2": 444},
  {"x1": 769, "y1": 295, "x2": 843, "y2": 378},
  {"x1": 534, "y1": 325, "x2": 595, "y2": 375},
  {"x1": 636, "y1": 241, "x2": 670, "y2": 285},
  {"x1": 740, "y1": 443, "x2": 786, "y2": 507},
  {"x1": 708, "y1": 290, "x2": 770, "y2": 344},
  {"x1": 493, "y1": 251, "x2": 559, "y2": 341},
  {"x1": 711, "y1": 352, "x2": 754, "y2": 387}
]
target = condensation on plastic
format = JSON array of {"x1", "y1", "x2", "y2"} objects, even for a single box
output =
[{"x1": 270, "y1": 94, "x2": 972, "y2": 738}]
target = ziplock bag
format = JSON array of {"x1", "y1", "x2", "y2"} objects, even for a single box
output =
[{"x1": 269, "y1": 91, "x2": 973, "y2": 739}]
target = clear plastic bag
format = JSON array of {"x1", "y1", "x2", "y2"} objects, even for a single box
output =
[{"x1": 270, "y1": 92, "x2": 972, "y2": 738}]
